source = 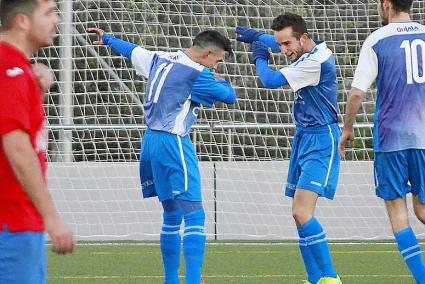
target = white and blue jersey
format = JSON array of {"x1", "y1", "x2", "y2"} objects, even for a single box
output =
[
  {"x1": 256, "y1": 37, "x2": 340, "y2": 199},
  {"x1": 352, "y1": 22, "x2": 425, "y2": 153},
  {"x1": 103, "y1": 35, "x2": 236, "y2": 201},
  {"x1": 131, "y1": 47, "x2": 235, "y2": 136},
  {"x1": 352, "y1": 22, "x2": 425, "y2": 201},
  {"x1": 280, "y1": 41, "x2": 338, "y2": 128}
]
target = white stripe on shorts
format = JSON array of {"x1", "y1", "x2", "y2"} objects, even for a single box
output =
[
  {"x1": 324, "y1": 125, "x2": 335, "y2": 187},
  {"x1": 177, "y1": 136, "x2": 188, "y2": 191}
]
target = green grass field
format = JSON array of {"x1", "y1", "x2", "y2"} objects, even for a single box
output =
[{"x1": 48, "y1": 242, "x2": 418, "y2": 284}]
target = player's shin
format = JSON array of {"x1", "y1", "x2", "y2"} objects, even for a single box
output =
[
  {"x1": 395, "y1": 227, "x2": 425, "y2": 283},
  {"x1": 161, "y1": 210, "x2": 183, "y2": 284},
  {"x1": 183, "y1": 209, "x2": 206, "y2": 284},
  {"x1": 300, "y1": 217, "x2": 337, "y2": 278}
]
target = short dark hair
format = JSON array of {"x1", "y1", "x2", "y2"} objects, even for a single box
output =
[
  {"x1": 381, "y1": 0, "x2": 414, "y2": 13},
  {"x1": 193, "y1": 30, "x2": 233, "y2": 56},
  {"x1": 0, "y1": 0, "x2": 38, "y2": 31},
  {"x1": 271, "y1": 13, "x2": 308, "y2": 39}
]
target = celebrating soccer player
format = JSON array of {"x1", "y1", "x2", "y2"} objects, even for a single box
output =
[
  {"x1": 236, "y1": 14, "x2": 341, "y2": 284},
  {"x1": 339, "y1": 0, "x2": 425, "y2": 283},
  {"x1": 0, "y1": 0, "x2": 76, "y2": 283},
  {"x1": 86, "y1": 27, "x2": 236, "y2": 284}
]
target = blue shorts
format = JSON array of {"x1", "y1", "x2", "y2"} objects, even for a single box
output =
[
  {"x1": 140, "y1": 129, "x2": 201, "y2": 202},
  {"x1": 285, "y1": 124, "x2": 340, "y2": 200},
  {"x1": 0, "y1": 226, "x2": 46, "y2": 284},
  {"x1": 374, "y1": 149, "x2": 425, "y2": 202}
]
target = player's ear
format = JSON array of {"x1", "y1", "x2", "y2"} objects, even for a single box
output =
[
  {"x1": 299, "y1": 33, "x2": 309, "y2": 46},
  {"x1": 14, "y1": 13, "x2": 32, "y2": 32},
  {"x1": 200, "y1": 49, "x2": 211, "y2": 59}
]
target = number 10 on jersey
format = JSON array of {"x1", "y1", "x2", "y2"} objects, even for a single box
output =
[{"x1": 400, "y1": 39, "x2": 425, "y2": 84}]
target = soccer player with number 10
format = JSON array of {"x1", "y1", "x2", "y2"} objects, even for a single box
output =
[{"x1": 339, "y1": 0, "x2": 425, "y2": 283}]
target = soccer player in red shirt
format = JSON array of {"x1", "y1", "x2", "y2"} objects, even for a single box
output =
[{"x1": 0, "y1": 0, "x2": 75, "y2": 283}]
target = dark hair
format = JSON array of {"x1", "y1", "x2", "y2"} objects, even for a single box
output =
[
  {"x1": 381, "y1": 0, "x2": 414, "y2": 13},
  {"x1": 271, "y1": 13, "x2": 308, "y2": 39},
  {"x1": 0, "y1": 0, "x2": 39, "y2": 30},
  {"x1": 193, "y1": 30, "x2": 233, "y2": 56}
]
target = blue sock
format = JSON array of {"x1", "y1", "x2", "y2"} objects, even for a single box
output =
[
  {"x1": 298, "y1": 227, "x2": 321, "y2": 283},
  {"x1": 299, "y1": 217, "x2": 337, "y2": 278},
  {"x1": 183, "y1": 209, "x2": 206, "y2": 284},
  {"x1": 395, "y1": 227, "x2": 425, "y2": 283},
  {"x1": 161, "y1": 210, "x2": 183, "y2": 284}
]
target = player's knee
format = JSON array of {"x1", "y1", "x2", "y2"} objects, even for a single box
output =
[
  {"x1": 162, "y1": 209, "x2": 183, "y2": 226},
  {"x1": 163, "y1": 211, "x2": 183, "y2": 226},
  {"x1": 292, "y1": 208, "x2": 311, "y2": 225},
  {"x1": 184, "y1": 209, "x2": 205, "y2": 226},
  {"x1": 389, "y1": 212, "x2": 409, "y2": 231}
]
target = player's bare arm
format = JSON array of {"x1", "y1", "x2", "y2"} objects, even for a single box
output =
[
  {"x1": 339, "y1": 87, "x2": 365, "y2": 159},
  {"x1": 2, "y1": 130, "x2": 75, "y2": 254}
]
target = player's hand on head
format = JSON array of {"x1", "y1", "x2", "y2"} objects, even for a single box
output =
[
  {"x1": 338, "y1": 128, "x2": 355, "y2": 159},
  {"x1": 252, "y1": 41, "x2": 270, "y2": 63},
  {"x1": 45, "y1": 214, "x2": 76, "y2": 255},
  {"x1": 86, "y1": 27, "x2": 105, "y2": 45},
  {"x1": 32, "y1": 63, "x2": 54, "y2": 93},
  {"x1": 235, "y1": 26, "x2": 264, "y2": 43}
]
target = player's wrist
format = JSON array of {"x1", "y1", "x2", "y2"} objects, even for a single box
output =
[
  {"x1": 252, "y1": 41, "x2": 270, "y2": 63},
  {"x1": 101, "y1": 33, "x2": 114, "y2": 45},
  {"x1": 253, "y1": 31, "x2": 265, "y2": 41},
  {"x1": 342, "y1": 124, "x2": 354, "y2": 132}
]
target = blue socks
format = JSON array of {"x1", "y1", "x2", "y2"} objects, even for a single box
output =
[
  {"x1": 161, "y1": 210, "x2": 183, "y2": 284},
  {"x1": 298, "y1": 226, "x2": 321, "y2": 283},
  {"x1": 395, "y1": 227, "x2": 425, "y2": 283},
  {"x1": 298, "y1": 217, "x2": 337, "y2": 279},
  {"x1": 183, "y1": 209, "x2": 206, "y2": 284},
  {"x1": 161, "y1": 200, "x2": 205, "y2": 284}
]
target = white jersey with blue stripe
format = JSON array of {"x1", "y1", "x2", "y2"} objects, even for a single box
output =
[
  {"x1": 279, "y1": 42, "x2": 338, "y2": 128},
  {"x1": 131, "y1": 48, "x2": 203, "y2": 136},
  {"x1": 131, "y1": 47, "x2": 237, "y2": 136},
  {"x1": 352, "y1": 22, "x2": 425, "y2": 152}
]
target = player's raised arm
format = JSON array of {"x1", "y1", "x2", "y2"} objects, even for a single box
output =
[
  {"x1": 252, "y1": 41, "x2": 288, "y2": 89},
  {"x1": 236, "y1": 26, "x2": 280, "y2": 52},
  {"x1": 86, "y1": 27, "x2": 138, "y2": 59},
  {"x1": 86, "y1": 27, "x2": 157, "y2": 79}
]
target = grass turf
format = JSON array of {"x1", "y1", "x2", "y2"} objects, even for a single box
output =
[{"x1": 48, "y1": 242, "x2": 416, "y2": 284}]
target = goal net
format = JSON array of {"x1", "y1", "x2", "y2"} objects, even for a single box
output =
[{"x1": 38, "y1": 0, "x2": 425, "y2": 240}]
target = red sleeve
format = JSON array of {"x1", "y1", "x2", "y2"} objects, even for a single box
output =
[{"x1": 0, "y1": 71, "x2": 31, "y2": 136}]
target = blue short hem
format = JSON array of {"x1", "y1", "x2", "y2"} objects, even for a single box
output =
[{"x1": 285, "y1": 185, "x2": 335, "y2": 200}]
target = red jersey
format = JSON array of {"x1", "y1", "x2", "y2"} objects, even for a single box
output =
[{"x1": 0, "y1": 42, "x2": 48, "y2": 232}]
